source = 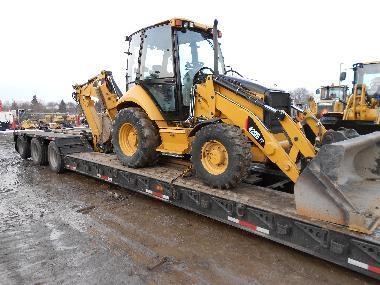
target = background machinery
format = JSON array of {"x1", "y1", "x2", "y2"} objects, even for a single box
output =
[
  {"x1": 313, "y1": 84, "x2": 349, "y2": 118},
  {"x1": 321, "y1": 61, "x2": 380, "y2": 134},
  {"x1": 71, "y1": 19, "x2": 380, "y2": 235}
]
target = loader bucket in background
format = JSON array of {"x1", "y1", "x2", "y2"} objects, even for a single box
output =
[{"x1": 294, "y1": 132, "x2": 380, "y2": 234}]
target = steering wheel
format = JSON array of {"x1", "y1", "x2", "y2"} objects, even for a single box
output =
[
  {"x1": 181, "y1": 66, "x2": 214, "y2": 106},
  {"x1": 185, "y1": 61, "x2": 204, "y2": 70}
]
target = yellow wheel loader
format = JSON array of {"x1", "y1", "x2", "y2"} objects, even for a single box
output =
[
  {"x1": 313, "y1": 84, "x2": 349, "y2": 118},
  {"x1": 73, "y1": 19, "x2": 380, "y2": 234}
]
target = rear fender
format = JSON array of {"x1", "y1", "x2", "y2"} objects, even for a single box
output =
[{"x1": 116, "y1": 85, "x2": 164, "y2": 121}]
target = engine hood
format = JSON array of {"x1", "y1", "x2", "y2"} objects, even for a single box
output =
[{"x1": 221, "y1": 75, "x2": 286, "y2": 95}]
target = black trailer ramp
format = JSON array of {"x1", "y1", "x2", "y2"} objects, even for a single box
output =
[{"x1": 64, "y1": 151, "x2": 380, "y2": 280}]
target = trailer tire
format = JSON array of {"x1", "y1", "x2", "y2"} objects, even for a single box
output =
[
  {"x1": 17, "y1": 136, "x2": 31, "y2": 159},
  {"x1": 112, "y1": 107, "x2": 160, "y2": 168},
  {"x1": 191, "y1": 123, "x2": 252, "y2": 189},
  {"x1": 48, "y1": 141, "x2": 64, "y2": 173},
  {"x1": 31, "y1": 138, "x2": 48, "y2": 165}
]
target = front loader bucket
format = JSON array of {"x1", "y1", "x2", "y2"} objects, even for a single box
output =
[{"x1": 295, "y1": 132, "x2": 380, "y2": 234}]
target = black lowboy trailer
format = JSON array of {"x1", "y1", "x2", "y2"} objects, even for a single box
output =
[{"x1": 13, "y1": 130, "x2": 380, "y2": 280}]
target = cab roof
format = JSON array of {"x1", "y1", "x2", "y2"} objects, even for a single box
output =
[
  {"x1": 354, "y1": 61, "x2": 380, "y2": 66},
  {"x1": 320, "y1": 85, "x2": 347, "y2": 88},
  {"x1": 128, "y1": 18, "x2": 214, "y2": 37}
]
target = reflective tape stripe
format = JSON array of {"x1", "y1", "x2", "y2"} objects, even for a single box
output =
[
  {"x1": 145, "y1": 189, "x2": 169, "y2": 201},
  {"x1": 96, "y1": 174, "x2": 112, "y2": 182},
  {"x1": 369, "y1": 265, "x2": 380, "y2": 274},
  {"x1": 348, "y1": 258, "x2": 368, "y2": 270},
  {"x1": 227, "y1": 216, "x2": 239, "y2": 223},
  {"x1": 227, "y1": 216, "x2": 269, "y2": 235},
  {"x1": 348, "y1": 258, "x2": 380, "y2": 274}
]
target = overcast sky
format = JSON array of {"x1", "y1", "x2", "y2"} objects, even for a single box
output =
[{"x1": 0, "y1": 0, "x2": 379, "y2": 104}]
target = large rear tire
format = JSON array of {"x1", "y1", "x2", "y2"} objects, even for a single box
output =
[
  {"x1": 17, "y1": 136, "x2": 31, "y2": 159},
  {"x1": 31, "y1": 138, "x2": 48, "y2": 165},
  {"x1": 112, "y1": 108, "x2": 161, "y2": 168},
  {"x1": 48, "y1": 141, "x2": 64, "y2": 173},
  {"x1": 191, "y1": 123, "x2": 252, "y2": 189}
]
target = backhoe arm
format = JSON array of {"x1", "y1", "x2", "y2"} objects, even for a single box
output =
[{"x1": 73, "y1": 70, "x2": 121, "y2": 151}]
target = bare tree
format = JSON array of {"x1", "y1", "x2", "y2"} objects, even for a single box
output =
[
  {"x1": 46, "y1": 102, "x2": 58, "y2": 112},
  {"x1": 66, "y1": 102, "x2": 77, "y2": 114},
  {"x1": 290, "y1": 88, "x2": 311, "y2": 106},
  {"x1": 11, "y1": 101, "x2": 18, "y2": 110}
]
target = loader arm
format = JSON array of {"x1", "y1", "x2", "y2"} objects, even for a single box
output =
[
  {"x1": 197, "y1": 75, "x2": 321, "y2": 183},
  {"x1": 292, "y1": 104, "x2": 327, "y2": 141},
  {"x1": 73, "y1": 70, "x2": 121, "y2": 151}
]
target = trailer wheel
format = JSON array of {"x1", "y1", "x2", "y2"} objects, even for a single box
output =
[
  {"x1": 48, "y1": 141, "x2": 64, "y2": 173},
  {"x1": 191, "y1": 123, "x2": 252, "y2": 189},
  {"x1": 17, "y1": 136, "x2": 31, "y2": 159},
  {"x1": 31, "y1": 138, "x2": 48, "y2": 165},
  {"x1": 112, "y1": 107, "x2": 161, "y2": 168}
]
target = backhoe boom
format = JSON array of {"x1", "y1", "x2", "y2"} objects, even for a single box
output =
[{"x1": 72, "y1": 70, "x2": 120, "y2": 151}]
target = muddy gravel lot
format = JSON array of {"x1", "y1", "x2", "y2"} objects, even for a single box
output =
[{"x1": 0, "y1": 133, "x2": 377, "y2": 285}]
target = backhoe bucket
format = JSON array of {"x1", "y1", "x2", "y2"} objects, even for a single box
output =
[{"x1": 295, "y1": 132, "x2": 380, "y2": 234}]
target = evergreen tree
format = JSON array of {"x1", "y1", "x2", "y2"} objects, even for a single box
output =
[{"x1": 58, "y1": 99, "x2": 67, "y2": 113}]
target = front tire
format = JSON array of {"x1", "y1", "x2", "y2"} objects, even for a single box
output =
[
  {"x1": 191, "y1": 124, "x2": 252, "y2": 189},
  {"x1": 112, "y1": 108, "x2": 161, "y2": 168}
]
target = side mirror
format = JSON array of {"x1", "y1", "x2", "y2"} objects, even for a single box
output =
[
  {"x1": 315, "y1": 89, "x2": 320, "y2": 94},
  {"x1": 340, "y1": 71, "x2": 346, "y2": 81}
]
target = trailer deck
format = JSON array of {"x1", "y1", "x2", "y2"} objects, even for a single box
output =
[{"x1": 14, "y1": 130, "x2": 380, "y2": 280}]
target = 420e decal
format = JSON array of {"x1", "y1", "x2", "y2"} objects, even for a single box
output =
[{"x1": 246, "y1": 117, "x2": 265, "y2": 147}]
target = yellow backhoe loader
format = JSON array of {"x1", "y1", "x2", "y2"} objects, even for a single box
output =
[{"x1": 73, "y1": 19, "x2": 380, "y2": 234}]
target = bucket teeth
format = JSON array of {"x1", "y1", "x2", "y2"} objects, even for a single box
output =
[{"x1": 295, "y1": 132, "x2": 380, "y2": 234}]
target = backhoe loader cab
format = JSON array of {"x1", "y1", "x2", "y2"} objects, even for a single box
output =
[{"x1": 125, "y1": 19, "x2": 225, "y2": 121}]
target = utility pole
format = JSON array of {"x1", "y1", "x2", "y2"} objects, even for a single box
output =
[{"x1": 339, "y1": 62, "x2": 343, "y2": 86}]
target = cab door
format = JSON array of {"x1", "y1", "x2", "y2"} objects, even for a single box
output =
[{"x1": 137, "y1": 24, "x2": 181, "y2": 121}]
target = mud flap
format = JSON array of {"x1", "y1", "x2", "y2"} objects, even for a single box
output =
[{"x1": 295, "y1": 132, "x2": 380, "y2": 234}]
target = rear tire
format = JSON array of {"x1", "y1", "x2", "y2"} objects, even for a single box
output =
[
  {"x1": 17, "y1": 136, "x2": 31, "y2": 159},
  {"x1": 191, "y1": 123, "x2": 252, "y2": 189},
  {"x1": 112, "y1": 107, "x2": 161, "y2": 168},
  {"x1": 31, "y1": 138, "x2": 48, "y2": 165},
  {"x1": 48, "y1": 141, "x2": 64, "y2": 173}
]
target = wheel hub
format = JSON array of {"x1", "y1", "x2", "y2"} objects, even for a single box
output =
[
  {"x1": 201, "y1": 140, "x2": 228, "y2": 175},
  {"x1": 119, "y1": 123, "x2": 138, "y2": 155}
]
